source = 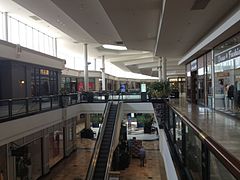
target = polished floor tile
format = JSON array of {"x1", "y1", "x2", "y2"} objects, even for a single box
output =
[{"x1": 40, "y1": 137, "x2": 167, "y2": 180}]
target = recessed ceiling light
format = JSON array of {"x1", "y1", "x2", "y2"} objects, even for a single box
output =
[{"x1": 102, "y1": 44, "x2": 127, "y2": 51}]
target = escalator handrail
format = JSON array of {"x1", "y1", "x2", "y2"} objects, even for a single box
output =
[
  {"x1": 86, "y1": 101, "x2": 112, "y2": 180},
  {"x1": 104, "y1": 100, "x2": 123, "y2": 179}
]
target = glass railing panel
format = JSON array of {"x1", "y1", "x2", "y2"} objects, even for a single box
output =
[
  {"x1": 175, "y1": 116, "x2": 183, "y2": 159},
  {"x1": 210, "y1": 152, "x2": 236, "y2": 180},
  {"x1": 41, "y1": 97, "x2": 51, "y2": 110},
  {"x1": 28, "y1": 97, "x2": 40, "y2": 113},
  {"x1": 12, "y1": 99, "x2": 27, "y2": 116},
  {"x1": 185, "y1": 126, "x2": 202, "y2": 180},
  {"x1": 0, "y1": 100, "x2": 9, "y2": 119},
  {"x1": 169, "y1": 111, "x2": 175, "y2": 141},
  {"x1": 52, "y1": 96, "x2": 59, "y2": 108},
  {"x1": 70, "y1": 94, "x2": 78, "y2": 105}
]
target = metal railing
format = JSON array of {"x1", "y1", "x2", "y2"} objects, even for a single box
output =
[
  {"x1": 0, "y1": 93, "x2": 82, "y2": 122},
  {"x1": 154, "y1": 100, "x2": 240, "y2": 180},
  {"x1": 0, "y1": 91, "x2": 146, "y2": 123}
]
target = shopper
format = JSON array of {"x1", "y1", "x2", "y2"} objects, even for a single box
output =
[{"x1": 139, "y1": 146, "x2": 146, "y2": 167}]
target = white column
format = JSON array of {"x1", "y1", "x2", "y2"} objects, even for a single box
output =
[
  {"x1": 94, "y1": 58, "x2": 97, "y2": 71},
  {"x1": 162, "y1": 57, "x2": 167, "y2": 81},
  {"x1": 4, "y1": 12, "x2": 8, "y2": 41},
  {"x1": 211, "y1": 50, "x2": 215, "y2": 109},
  {"x1": 101, "y1": 55, "x2": 106, "y2": 91},
  {"x1": 84, "y1": 43, "x2": 89, "y2": 91},
  {"x1": 85, "y1": 114, "x2": 91, "y2": 129},
  {"x1": 54, "y1": 38, "x2": 58, "y2": 57},
  {"x1": 158, "y1": 58, "x2": 162, "y2": 82}
]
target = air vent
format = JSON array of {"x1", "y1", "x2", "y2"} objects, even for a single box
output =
[
  {"x1": 191, "y1": 0, "x2": 210, "y2": 10},
  {"x1": 29, "y1": 15, "x2": 41, "y2": 21},
  {"x1": 115, "y1": 41, "x2": 124, "y2": 45}
]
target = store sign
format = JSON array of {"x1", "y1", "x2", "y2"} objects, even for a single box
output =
[
  {"x1": 216, "y1": 72, "x2": 229, "y2": 77},
  {"x1": 191, "y1": 60, "x2": 197, "y2": 71},
  {"x1": 215, "y1": 43, "x2": 240, "y2": 64}
]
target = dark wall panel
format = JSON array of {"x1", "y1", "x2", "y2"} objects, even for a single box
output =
[{"x1": 0, "y1": 61, "x2": 12, "y2": 99}]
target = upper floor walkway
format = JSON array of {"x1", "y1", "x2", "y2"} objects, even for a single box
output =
[{"x1": 169, "y1": 98, "x2": 240, "y2": 161}]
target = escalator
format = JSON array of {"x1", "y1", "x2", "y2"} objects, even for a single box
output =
[{"x1": 92, "y1": 103, "x2": 118, "y2": 179}]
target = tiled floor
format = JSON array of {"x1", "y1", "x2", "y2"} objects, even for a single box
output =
[
  {"x1": 120, "y1": 140, "x2": 167, "y2": 180},
  {"x1": 40, "y1": 138, "x2": 96, "y2": 180},
  {"x1": 40, "y1": 136, "x2": 167, "y2": 180}
]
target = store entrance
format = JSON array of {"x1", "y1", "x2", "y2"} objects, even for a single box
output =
[{"x1": 191, "y1": 71, "x2": 198, "y2": 104}]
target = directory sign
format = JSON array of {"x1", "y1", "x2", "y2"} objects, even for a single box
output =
[
  {"x1": 141, "y1": 83, "x2": 146, "y2": 92},
  {"x1": 120, "y1": 84, "x2": 126, "y2": 93}
]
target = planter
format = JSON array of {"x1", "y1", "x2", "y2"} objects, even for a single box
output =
[{"x1": 152, "y1": 100, "x2": 169, "y2": 128}]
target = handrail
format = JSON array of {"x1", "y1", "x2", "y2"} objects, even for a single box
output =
[
  {"x1": 85, "y1": 101, "x2": 112, "y2": 180},
  {"x1": 0, "y1": 91, "x2": 143, "y2": 122},
  {"x1": 104, "y1": 100, "x2": 123, "y2": 180},
  {"x1": 166, "y1": 101, "x2": 240, "y2": 179}
]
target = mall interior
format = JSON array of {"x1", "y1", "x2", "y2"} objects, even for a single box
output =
[{"x1": 0, "y1": 0, "x2": 240, "y2": 180}]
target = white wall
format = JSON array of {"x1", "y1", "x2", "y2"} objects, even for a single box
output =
[
  {"x1": 0, "y1": 109, "x2": 62, "y2": 146},
  {"x1": 0, "y1": 40, "x2": 65, "y2": 69},
  {"x1": 123, "y1": 102, "x2": 154, "y2": 113}
]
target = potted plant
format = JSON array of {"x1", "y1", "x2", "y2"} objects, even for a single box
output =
[
  {"x1": 147, "y1": 81, "x2": 171, "y2": 126},
  {"x1": 147, "y1": 81, "x2": 171, "y2": 101}
]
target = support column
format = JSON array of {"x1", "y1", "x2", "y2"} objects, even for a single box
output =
[
  {"x1": 162, "y1": 57, "x2": 167, "y2": 81},
  {"x1": 158, "y1": 58, "x2": 162, "y2": 81},
  {"x1": 101, "y1": 55, "x2": 106, "y2": 91},
  {"x1": 4, "y1": 12, "x2": 8, "y2": 41},
  {"x1": 54, "y1": 38, "x2": 58, "y2": 57},
  {"x1": 85, "y1": 114, "x2": 91, "y2": 129},
  {"x1": 94, "y1": 58, "x2": 97, "y2": 71},
  {"x1": 84, "y1": 43, "x2": 89, "y2": 91},
  {"x1": 211, "y1": 50, "x2": 215, "y2": 109}
]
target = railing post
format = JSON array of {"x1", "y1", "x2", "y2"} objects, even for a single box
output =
[
  {"x1": 202, "y1": 142, "x2": 210, "y2": 180},
  {"x1": 182, "y1": 123, "x2": 186, "y2": 165},
  {"x1": 172, "y1": 112, "x2": 176, "y2": 143},
  {"x1": 70, "y1": 94, "x2": 73, "y2": 105},
  {"x1": 26, "y1": 98, "x2": 29, "y2": 114},
  {"x1": 39, "y1": 96, "x2": 42, "y2": 111},
  {"x1": 8, "y1": 99, "x2": 12, "y2": 119},
  {"x1": 50, "y1": 95, "x2": 53, "y2": 109}
]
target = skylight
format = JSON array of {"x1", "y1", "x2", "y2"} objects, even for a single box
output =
[{"x1": 102, "y1": 44, "x2": 127, "y2": 51}]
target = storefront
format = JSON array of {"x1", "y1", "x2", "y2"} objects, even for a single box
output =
[
  {"x1": 186, "y1": 32, "x2": 240, "y2": 113},
  {"x1": 15, "y1": 139, "x2": 42, "y2": 180},
  {"x1": 48, "y1": 127, "x2": 64, "y2": 168},
  {"x1": 213, "y1": 32, "x2": 240, "y2": 112},
  {"x1": 186, "y1": 60, "x2": 198, "y2": 104},
  {"x1": 0, "y1": 60, "x2": 60, "y2": 99},
  {"x1": 168, "y1": 77, "x2": 186, "y2": 94},
  {"x1": 0, "y1": 145, "x2": 7, "y2": 180}
]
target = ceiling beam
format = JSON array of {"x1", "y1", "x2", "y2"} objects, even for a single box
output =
[
  {"x1": 152, "y1": 66, "x2": 184, "y2": 71},
  {"x1": 137, "y1": 62, "x2": 158, "y2": 69},
  {"x1": 108, "y1": 52, "x2": 153, "y2": 62},
  {"x1": 124, "y1": 57, "x2": 157, "y2": 66}
]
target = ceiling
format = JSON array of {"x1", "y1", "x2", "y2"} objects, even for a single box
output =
[{"x1": 4, "y1": 0, "x2": 240, "y2": 77}]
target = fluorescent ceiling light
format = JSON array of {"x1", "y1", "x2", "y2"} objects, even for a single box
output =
[{"x1": 102, "y1": 44, "x2": 127, "y2": 50}]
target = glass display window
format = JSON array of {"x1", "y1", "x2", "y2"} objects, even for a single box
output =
[
  {"x1": 214, "y1": 33, "x2": 240, "y2": 112},
  {"x1": 48, "y1": 128, "x2": 64, "y2": 168},
  {"x1": 0, "y1": 145, "x2": 7, "y2": 180}
]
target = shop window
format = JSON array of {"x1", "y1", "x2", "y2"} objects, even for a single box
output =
[
  {"x1": 48, "y1": 128, "x2": 64, "y2": 168},
  {"x1": 0, "y1": 145, "x2": 7, "y2": 180},
  {"x1": 15, "y1": 139, "x2": 42, "y2": 180},
  {"x1": 214, "y1": 33, "x2": 240, "y2": 112}
]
